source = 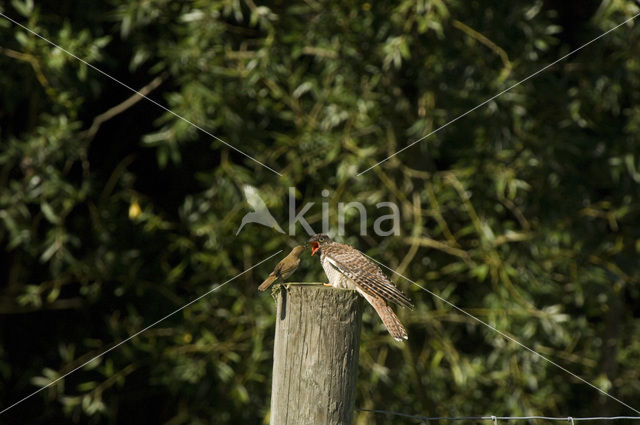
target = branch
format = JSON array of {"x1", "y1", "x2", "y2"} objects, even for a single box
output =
[
  {"x1": 403, "y1": 236, "x2": 469, "y2": 259},
  {"x1": 81, "y1": 73, "x2": 166, "y2": 140},
  {"x1": 452, "y1": 19, "x2": 512, "y2": 82}
]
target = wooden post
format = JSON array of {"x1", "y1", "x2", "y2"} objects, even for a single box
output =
[{"x1": 269, "y1": 283, "x2": 363, "y2": 425}]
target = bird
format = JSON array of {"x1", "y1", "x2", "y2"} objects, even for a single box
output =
[
  {"x1": 308, "y1": 234, "x2": 413, "y2": 341},
  {"x1": 258, "y1": 245, "x2": 306, "y2": 291},
  {"x1": 236, "y1": 185, "x2": 285, "y2": 235}
]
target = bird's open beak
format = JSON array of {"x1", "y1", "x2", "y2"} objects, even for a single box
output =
[{"x1": 311, "y1": 242, "x2": 320, "y2": 256}]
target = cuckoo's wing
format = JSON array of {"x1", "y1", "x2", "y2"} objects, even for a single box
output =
[{"x1": 325, "y1": 245, "x2": 414, "y2": 309}]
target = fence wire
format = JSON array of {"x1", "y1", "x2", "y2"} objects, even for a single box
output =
[{"x1": 357, "y1": 409, "x2": 640, "y2": 424}]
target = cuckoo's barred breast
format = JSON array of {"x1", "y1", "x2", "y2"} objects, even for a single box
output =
[{"x1": 322, "y1": 243, "x2": 413, "y2": 309}]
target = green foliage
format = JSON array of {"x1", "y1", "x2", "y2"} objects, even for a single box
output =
[{"x1": 2, "y1": 0, "x2": 640, "y2": 424}]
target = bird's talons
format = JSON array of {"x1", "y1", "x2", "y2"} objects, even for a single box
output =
[{"x1": 323, "y1": 283, "x2": 333, "y2": 287}]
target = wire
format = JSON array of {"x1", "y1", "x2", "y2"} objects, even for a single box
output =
[
  {"x1": 0, "y1": 250, "x2": 283, "y2": 416},
  {"x1": 357, "y1": 11, "x2": 640, "y2": 176},
  {"x1": 358, "y1": 409, "x2": 640, "y2": 423},
  {"x1": 0, "y1": 12, "x2": 282, "y2": 176},
  {"x1": 360, "y1": 253, "x2": 640, "y2": 415}
]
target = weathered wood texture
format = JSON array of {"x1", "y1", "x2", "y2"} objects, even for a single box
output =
[{"x1": 269, "y1": 284, "x2": 363, "y2": 425}]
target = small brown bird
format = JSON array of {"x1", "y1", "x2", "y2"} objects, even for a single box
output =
[
  {"x1": 258, "y1": 245, "x2": 305, "y2": 291},
  {"x1": 309, "y1": 234, "x2": 413, "y2": 341}
]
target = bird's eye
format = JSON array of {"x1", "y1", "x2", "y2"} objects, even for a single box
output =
[{"x1": 319, "y1": 236, "x2": 325, "y2": 242}]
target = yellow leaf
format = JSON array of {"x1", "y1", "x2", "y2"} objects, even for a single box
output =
[{"x1": 129, "y1": 201, "x2": 141, "y2": 219}]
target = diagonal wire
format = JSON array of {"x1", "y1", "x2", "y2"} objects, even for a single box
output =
[
  {"x1": 357, "y1": 11, "x2": 640, "y2": 176},
  {"x1": 357, "y1": 409, "x2": 640, "y2": 422},
  {"x1": 0, "y1": 250, "x2": 283, "y2": 416},
  {"x1": 360, "y1": 253, "x2": 640, "y2": 415},
  {"x1": 0, "y1": 12, "x2": 282, "y2": 176}
]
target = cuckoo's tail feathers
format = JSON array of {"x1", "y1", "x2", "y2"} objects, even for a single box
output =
[
  {"x1": 377, "y1": 304, "x2": 408, "y2": 341},
  {"x1": 359, "y1": 290, "x2": 408, "y2": 341},
  {"x1": 258, "y1": 274, "x2": 278, "y2": 291}
]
